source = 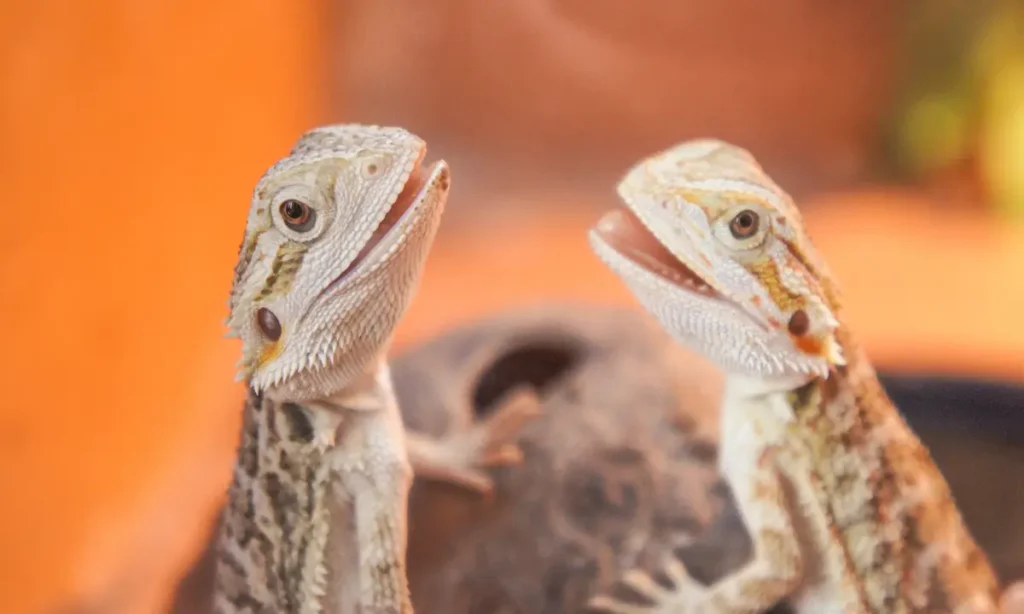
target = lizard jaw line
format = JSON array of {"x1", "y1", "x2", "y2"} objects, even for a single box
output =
[
  {"x1": 602, "y1": 195, "x2": 776, "y2": 334},
  {"x1": 322, "y1": 156, "x2": 443, "y2": 294},
  {"x1": 594, "y1": 207, "x2": 724, "y2": 300}
]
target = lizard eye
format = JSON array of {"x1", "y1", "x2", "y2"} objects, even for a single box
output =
[
  {"x1": 279, "y1": 199, "x2": 316, "y2": 232},
  {"x1": 713, "y1": 204, "x2": 769, "y2": 253},
  {"x1": 267, "y1": 186, "x2": 331, "y2": 241},
  {"x1": 729, "y1": 209, "x2": 760, "y2": 239}
]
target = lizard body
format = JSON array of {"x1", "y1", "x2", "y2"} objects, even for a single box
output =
[
  {"x1": 214, "y1": 124, "x2": 536, "y2": 614},
  {"x1": 587, "y1": 139, "x2": 1002, "y2": 613}
]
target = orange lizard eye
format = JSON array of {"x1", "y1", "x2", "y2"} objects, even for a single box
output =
[
  {"x1": 729, "y1": 209, "x2": 760, "y2": 239},
  {"x1": 257, "y1": 307, "x2": 282, "y2": 341},
  {"x1": 279, "y1": 199, "x2": 316, "y2": 232}
]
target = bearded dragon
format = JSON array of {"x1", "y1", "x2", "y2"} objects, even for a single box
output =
[
  {"x1": 586, "y1": 139, "x2": 1003, "y2": 613},
  {"x1": 214, "y1": 124, "x2": 537, "y2": 614}
]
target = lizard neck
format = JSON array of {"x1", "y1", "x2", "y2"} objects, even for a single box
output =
[
  {"x1": 213, "y1": 356, "x2": 394, "y2": 614},
  {"x1": 784, "y1": 321, "x2": 892, "y2": 440},
  {"x1": 747, "y1": 320, "x2": 999, "y2": 611},
  {"x1": 788, "y1": 319, "x2": 888, "y2": 424},
  {"x1": 316, "y1": 355, "x2": 396, "y2": 414}
]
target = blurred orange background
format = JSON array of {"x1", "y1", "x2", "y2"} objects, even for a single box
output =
[{"x1": 0, "y1": 2, "x2": 1021, "y2": 613}]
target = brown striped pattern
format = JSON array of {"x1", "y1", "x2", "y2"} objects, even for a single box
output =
[
  {"x1": 212, "y1": 390, "x2": 333, "y2": 614},
  {"x1": 257, "y1": 241, "x2": 308, "y2": 302},
  {"x1": 786, "y1": 326, "x2": 1000, "y2": 613}
]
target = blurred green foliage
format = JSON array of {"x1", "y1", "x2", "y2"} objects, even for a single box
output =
[{"x1": 891, "y1": 0, "x2": 1024, "y2": 219}]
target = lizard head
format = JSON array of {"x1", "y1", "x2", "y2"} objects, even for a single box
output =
[
  {"x1": 590, "y1": 138, "x2": 844, "y2": 382},
  {"x1": 227, "y1": 124, "x2": 450, "y2": 401}
]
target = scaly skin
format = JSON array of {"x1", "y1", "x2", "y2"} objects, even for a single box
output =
[
  {"x1": 587, "y1": 139, "x2": 1002, "y2": 613},
  {"x1": 214, "y1": 124, "x2": 537, "y2": 614}
]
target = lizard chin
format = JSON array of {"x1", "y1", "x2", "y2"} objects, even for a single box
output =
[{"x1": 594, "y1": 207, "x2": 722, "y2": 300}]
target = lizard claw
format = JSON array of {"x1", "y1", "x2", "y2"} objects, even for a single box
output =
[
  {"x1": 661, "y1": 556, "x2": 693, "y2": 590},
  {"x1": 622, "y1": 569, "x2": 666, "y2": 601},
  {"x1": 587, "y1": 595, "x2": 658, "y2": 614},
  {"x1": 442, "y1": 385, "x2": 539, "y2": 498},
  {"x1": 469, "y1": 385, "x2": 540, "y2": 468},
  {"x1": 588, "y1": 557, "x2": 703, "y2": 614},
  {"x1": 405, "y1": 385, "x2": 540, "y2": 497},
  {"x1": 480, "y1": 443, "x2": 524, "y2": 466}
]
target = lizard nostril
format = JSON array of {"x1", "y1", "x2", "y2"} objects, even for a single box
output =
[{"x1": 257, "y1": 307, "x2": 282, "y2": 341}]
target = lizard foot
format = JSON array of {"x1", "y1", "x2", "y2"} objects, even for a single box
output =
[
  {"x1": 468, "y1": 384, "x2": 541, "y2": 466},
  {"x1": 406, "y1": 384, "x2": 541, "y2": 497},
  {"x1": 588, "y1": 557, "x2": 706, "y2": 614}
]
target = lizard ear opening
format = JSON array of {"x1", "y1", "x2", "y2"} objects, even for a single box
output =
[{"x1": 471, "y1": 342, "x2": 581, "y2": 420}]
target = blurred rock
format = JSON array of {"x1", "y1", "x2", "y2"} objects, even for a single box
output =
[
  {"x1": 395, "y1": 303, "x2": 775, "y2": 613},
  {"x1": 169, "y1": 303, "x2": 1024, "y2": 614}
]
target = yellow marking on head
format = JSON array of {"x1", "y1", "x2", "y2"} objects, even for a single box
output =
[
  {"x1": 747, "y1": 258, "x2": 805, "y2": 312},
  {"x1": 257, "y1": 338, "x2": 283, "y2": 369},
  {"x1": 778, "y1": 237, "x2": 843, "y2": 312}
]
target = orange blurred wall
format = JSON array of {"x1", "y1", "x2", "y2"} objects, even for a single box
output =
[
  {"x1": 0, "y1": 2, "x2": 327, "y2": 613},
  {"x1": 2, "y1": 3, "x2": 1022, "y2": 614}
]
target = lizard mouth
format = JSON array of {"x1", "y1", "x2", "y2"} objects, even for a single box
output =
[
  {"x1": 334, "y1": 156, "x2": 444, "y2": 282},
  {"x1": 594, "y1": 207, "x2": 722, "y2": 299}
]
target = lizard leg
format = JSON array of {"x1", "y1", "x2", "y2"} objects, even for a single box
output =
[
  {"x1": 589, "y1": 447, "x2": 803, "y2": 614},
  {"x1": 405, "y1": 385, "x2": 540, "y2": 496}
]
